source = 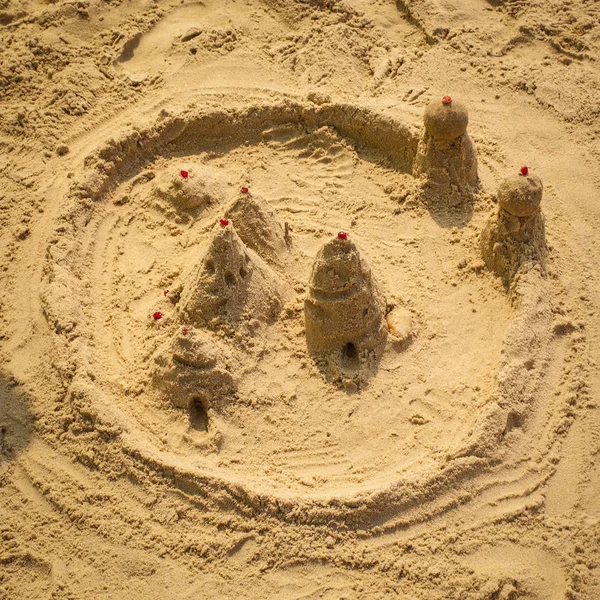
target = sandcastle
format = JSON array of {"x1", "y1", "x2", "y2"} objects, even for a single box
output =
[
  {"x1": 152, "y1": 325, "x2": 235, "y2": 425},
  {"x1": 480, "y1": 168, "x2": 547, "y2": 284},
  {"x1": 413, "y1": 96, "x2": 478, "y2": 200},
  {"x1": 177, "y1": 219, "x2": 284, "y2": 331},
  {"x1": 224, "y1": 191, "x2": 289, "y2": 265},
  {"x1": 304, "y1": 233, "x2": 387, "y2": 385},
  {"x1": 154, "y1": 164, "x2": 224, "y2": 210}
]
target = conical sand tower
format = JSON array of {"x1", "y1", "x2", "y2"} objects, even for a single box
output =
[
  {"x1": 224, "y1": 192, "x2": 289, "y2": 266},
  {"x1": 305, "y1": 233, "x2": 387, "y2": 384},
  {"x1": 481, "y1": 168, "x2": 547, "y2": 285},
  {"x1": 178, "y1": 220, "x2": 284, "y2": 330},
  {"x1": 413, "y1": 96, "x2": 478, "y2": 201}
]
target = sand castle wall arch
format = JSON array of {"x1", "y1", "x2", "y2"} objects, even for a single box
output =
[
  {"x1": 40, "y1": 92, "x2": 573, "y2": 529},
  {"x1": 69, "y1": 96, "x2": 419, "y2": 206}
]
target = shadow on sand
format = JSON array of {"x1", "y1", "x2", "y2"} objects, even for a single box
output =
[
  {"x1": 0, "y1": 371, "x2": 34, "y2": 470},
  {"x1": 421, "y1": 183, "x2": 475, "y2": 229}
]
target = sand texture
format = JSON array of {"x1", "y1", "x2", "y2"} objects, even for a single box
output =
[{"x1": 1, "y1": 0, "x2": 600, "y2": 599}]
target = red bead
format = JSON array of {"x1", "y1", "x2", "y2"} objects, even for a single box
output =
[
  {"x1": 180, "y1": 170, "x2": 189, "y2": 179},
  {"x1": 520, "y1": 166, "x2": 529, "y2": 176},
  {"x1": 219, "y1": 218, "x2": 229, "y2": 227},
  {"x1": 338, "y1": 231, "x2": 348, "y2": 240},
  {"x1": 153, "y1": 311, "x2": 162, "y2": 320},
  {"x1": 241, "y1": 187, "x2": 249, "y2": 193},
  {"x1": 163, "y1": 290, "x2": 169, "y2": 296},
  {"x1": 442, "y1": 96, "x2": 452, "y2": 105},
  {"x1": 182, "y1": 326, "x2": 190, "y2": 335}
]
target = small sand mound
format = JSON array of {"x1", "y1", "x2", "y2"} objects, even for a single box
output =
[
  {"x1": 224, "y1": 192, "x2": 289, "y2": 265},
  {"x1": 177, "y1": 221, "x2": 284, "y2": 330},
  {"x1": 154, "y1": 164, "x2": 224, "y2": 209},
  {"x1": 304, "y1": 234, "x2": 387, "y2": 385},
  {"x1": 481, "y1": 171, "x2": 547, "y2": 285},
  {"x1": 152, "y1": 325, "x2": 235, "y2": 412}
]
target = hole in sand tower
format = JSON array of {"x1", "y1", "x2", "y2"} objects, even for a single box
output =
[
  {"x1": 502, "y1": 411, "x2": 522, "y2": 439},
  {"x1": 224, "y1": 271, "x2": 235, "y2": 286},
  {"x1": 239, "y1": 265, "x2": 248, "y2": 278},
  {"x1": 341, "y1": 342, "x2": 359, "y2": 371},
  {"x1": 189, "y1": 397, "x2": 209, "y2": 432},
  {"x1": 205, "y1": 260, "x2": 215, "y2": 274}
]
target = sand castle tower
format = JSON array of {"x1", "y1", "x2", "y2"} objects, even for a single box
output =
[
  {"x1": 152, "y1": 326, "x2": 235, "y2": 424},
  {"x1": 305, "y1": 233, "x2": 387, "y2": 383},
  {"x1": 178, "y1": 220, "x2": 284, "y2": 330},
  {"x1": 413, "y1": 96, "x2": 478, "y2": 198},
  {"x1": 224, "y1": 192, "x2": 289, "y2": 265},
  {"x1": 480, "y1": 168, "x2": 547, "y2": 284}
]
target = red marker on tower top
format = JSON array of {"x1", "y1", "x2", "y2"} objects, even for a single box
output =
[
  {"x1": 219, "y1": 218, "x2": 229, "y2": 227},
  {"x1": 442, "y1": 96, "x2": 452, "y2": 105},
  {"x1": 241, "y1": 187, "x2": 249, "y2": 193},
  {"x1": 338, "y1": 231, "x2": 348, "y2": 240},
  {"x1": 153, "y1": 311, "x2": 162, "y2": 320},
  {"x1": 520, "y1": 166, "x2": 529, "y2": 176},
  {"x1": 180, "y1": 170, "x2": 189, "y2": 179}
]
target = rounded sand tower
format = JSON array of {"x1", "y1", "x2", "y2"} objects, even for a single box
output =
[
  {"x1": 178, "y1": 220, "x2": 284, "y2": 331},
  {"x1": 305, "y1": 233, "x2": 387, "y2": 385},
  {"x1": 413, "y1": 96, "x2": 478, "y2": 201},
  {"x1": 481, "y1": 169, "x2": 547, "y2": 285},
  {"x1": 152, "y1": 325, "x2": 236, "y2": 425}
]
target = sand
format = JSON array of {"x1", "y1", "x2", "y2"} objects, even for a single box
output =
[{"x1": 1, "y1": 0, "x2": 600, "y2": 598}]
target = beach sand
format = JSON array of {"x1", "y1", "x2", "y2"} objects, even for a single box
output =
[{"x1": 1, "y1": 1, "x2": 600, "y2": 598}]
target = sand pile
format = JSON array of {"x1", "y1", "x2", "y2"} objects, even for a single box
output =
[
  {"x1": 224, "y1": 191, "x2": 290, "y2": 265},
  {"x1": 1, "y1": 0, "x2": 599, "y2": 599},
  {"x1": 154, "y1": 164, "x2": 224, "y2": 210},
  {"x1": 152, "y1": 326, "x2": 235, "y2": 418},
  {"x1": 178, "y1": 220, "x2": 284, "y2": 332}
]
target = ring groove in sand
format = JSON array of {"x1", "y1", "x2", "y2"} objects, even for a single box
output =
[{"x1": 40, "y1": 94, "x2": 569, "y2": 527}]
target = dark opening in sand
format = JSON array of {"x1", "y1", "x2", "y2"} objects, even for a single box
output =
[
  {"x1": 341, "y1": 342, "x2": 359, "y2": 370},
  {"x1": 189, "y1": 397, "x2": 209, "y2": 432}
]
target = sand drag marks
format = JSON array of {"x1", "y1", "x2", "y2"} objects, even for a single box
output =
[{"x1": 192, "y1": 562, "x2": 359, "y2": 600}]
